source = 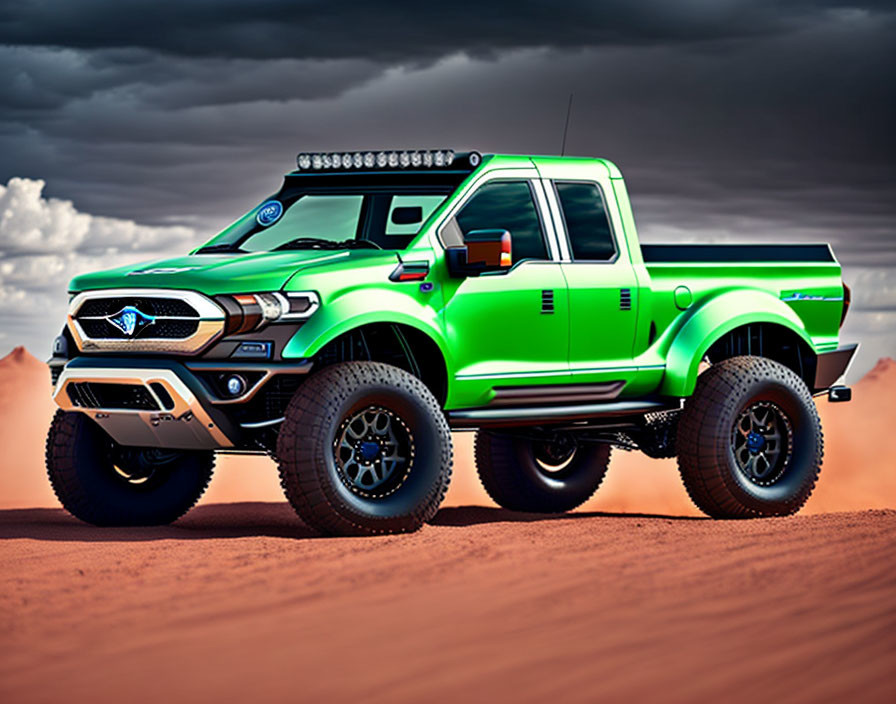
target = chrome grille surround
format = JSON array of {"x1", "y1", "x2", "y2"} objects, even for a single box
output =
[{"x1": 68, "y1": 288, "x2": 226, "y2": 355}]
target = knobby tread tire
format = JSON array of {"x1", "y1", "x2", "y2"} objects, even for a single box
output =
[
  {"x1": 276, "y1": 361, "x2": 453, "y2": 536},
  {"x1": 474, "y1": 431, "x2": 611, "y2": 513},
  {"x1": 676, "y1": 356, "x2": 824, "y2": 518},
  {"x1": 45, "y1": 409, "x2": 214, "y2": 526}
]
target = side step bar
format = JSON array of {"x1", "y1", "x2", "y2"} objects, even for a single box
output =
[
  {"x1": 447, "y1": 399, "x2": 678, "y2": 428},
  {"x1": 487, "y1": 381, "x2": 625, "y2": 407}
]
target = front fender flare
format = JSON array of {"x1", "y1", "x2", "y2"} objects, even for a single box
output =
[
  {"x1": 660, "y1": 290, "x2": 814, "y2": 397},
  {"x1": 281, "y1": 289, "x2": 450, "y2": 365}
]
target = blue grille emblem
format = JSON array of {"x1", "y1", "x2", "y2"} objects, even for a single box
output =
[{"x1": 106, "y1": 306, "x2": 156, "y2": 337}]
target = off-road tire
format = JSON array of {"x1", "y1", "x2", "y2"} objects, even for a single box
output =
[
  {"x1": 677, "y1": 356, "x2": 823, "y2": 518},
  {"x1": 474, "y1": 431, "x2": 611, "y2": 512},
  {"x1": 45, "y1": 410, "x2": 214, "y2": 526},
  {"x1": 276, "y1": 361, "x2": 453, "y2": 536}
]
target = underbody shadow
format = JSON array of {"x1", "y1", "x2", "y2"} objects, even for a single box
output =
[
  {"x1": 0, "y1": 502, "x2": 704, "y2": 542},
  {"x1": 0, "y1": 502, "x2": 313, "y2": 541},
  {"x1": 430, "y1": 505, "x2": 705, "y2": 526}
]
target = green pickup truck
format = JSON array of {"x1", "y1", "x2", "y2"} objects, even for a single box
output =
[{"x1": 46, "y1": 150, "x2": 856, "y2": 535}]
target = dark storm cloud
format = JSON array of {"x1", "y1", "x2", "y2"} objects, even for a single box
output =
[
  {"x1": 1, "y1": 1, "x2": 893, "y2": 60},
  {"x1": 0, "y1": 0, "x2": 894, "y2": 369},
  {"x1": 0, "y1": 46, "x2": 384, "y2": 114}
]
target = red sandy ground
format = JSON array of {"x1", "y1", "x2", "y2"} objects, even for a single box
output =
[{"x1": 1, "y1": 348, "x2": 894, "y2": 702}]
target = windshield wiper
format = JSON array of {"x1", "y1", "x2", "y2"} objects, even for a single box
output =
[
  {"x1": 275, "y1": 237, "x2": 343, "y2": 251},
  {"x1": 196, "y1": 243, "x2": 245, "y2": 254},
  {"x1": 339, "y1": 239, "x2": 382, "y2": 250},
  {"x1": 275, "y1": 237, "x2": 382, "y2": 251}
]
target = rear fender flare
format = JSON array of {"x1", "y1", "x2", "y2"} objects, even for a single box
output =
[{"x1": 660, "y1": 290, "x2": 814, "y2": 397}]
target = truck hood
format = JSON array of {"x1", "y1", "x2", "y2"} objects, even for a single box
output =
[{"x1": 69, "y1": 249, "x2": 397, "y2": 295}]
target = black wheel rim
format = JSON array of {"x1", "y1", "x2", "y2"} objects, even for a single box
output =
[
  {"x1": 334, "y1": 405, "x2": 415, "y2": 498},
  {"x1": 532, "y1": 433, "x2": 578, "y2": 475},
  {"x1": 731, "y1": 401, "x2": 793, "y2": 486}
]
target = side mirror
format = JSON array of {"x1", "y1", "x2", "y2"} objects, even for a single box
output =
[
  {"x1": 446, "y1": 229, "x2": 512, "y2": 277},
  {"x1": 391, "y1": 206, "x2": 423, "y2": 225}
]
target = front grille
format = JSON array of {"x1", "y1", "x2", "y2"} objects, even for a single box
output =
[
  {"x1": 77, "y1": 297, "x2": 199, "y2": 318},
  {"x1": 78, "y1": 318, "x2": 200, "y2": 340},
  {"x1": 69, "y1": 289, "x2": 225, "y2": 355},
  {"x1": 66, "y1": 382, "x2": 160, "y2": 410}
]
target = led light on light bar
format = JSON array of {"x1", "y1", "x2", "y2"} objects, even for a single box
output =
[{"x1": 295, "y1": 149, "x2": 479, "y2": 171}]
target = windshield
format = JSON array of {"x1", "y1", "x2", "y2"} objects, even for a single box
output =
[{"x1": 199, "y1": 189, "x2": 449, "y2": 253}]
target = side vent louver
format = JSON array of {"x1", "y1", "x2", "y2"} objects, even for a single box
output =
[
  {"x1": 620, "y1": 288, "x2": 632, "y2": 311},
  {"x1": 541, "y1": 289, "x2": 555, "y2": 314}
]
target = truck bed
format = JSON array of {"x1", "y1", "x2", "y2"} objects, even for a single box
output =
[{"x1": 640, "y1": 243, "x2": 836, "y2": 263}]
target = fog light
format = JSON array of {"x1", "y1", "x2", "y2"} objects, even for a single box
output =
[{"x1": 226, "y1": 375, "x2": 247, "y2": 397}]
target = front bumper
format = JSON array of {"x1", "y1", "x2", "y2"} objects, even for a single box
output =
[{"x1": 53, "y1": 357, "x2": 311, "y2": 450}]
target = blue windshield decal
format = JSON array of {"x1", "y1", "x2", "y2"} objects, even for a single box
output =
[{"x1": 256, "y1": 200, "x2": 283, "y2": 227}]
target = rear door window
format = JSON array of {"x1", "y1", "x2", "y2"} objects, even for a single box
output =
[{"x1": 555, "y1": 182, "x2": 616, "y2": 261}]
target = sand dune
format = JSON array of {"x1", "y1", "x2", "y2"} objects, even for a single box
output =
[{"x1": 1, "y1": 503, "x2": 894, "y2": 703}]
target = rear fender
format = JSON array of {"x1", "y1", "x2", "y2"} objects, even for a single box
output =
[{"x1": 660, "y1": 290, "x2": 814, "y2": 397}]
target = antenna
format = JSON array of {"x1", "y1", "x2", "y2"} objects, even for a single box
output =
[{"x1": 560, "y1": 93, "x2": 574, "y2": 156}]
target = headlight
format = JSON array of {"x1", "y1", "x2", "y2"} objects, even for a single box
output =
[{"x1": 220, "y1": 291, "x2": 319, "y2": 335}]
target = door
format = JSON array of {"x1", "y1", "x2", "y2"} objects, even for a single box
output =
[
  {"x1": 440, "y1": 177, "x2": 570, "y2": 408},
  {"x1": 545, "y1": 178, "x2": 640, "y2": 379}
]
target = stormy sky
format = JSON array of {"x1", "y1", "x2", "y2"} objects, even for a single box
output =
[{"x1": 0, "y1": 1, "x2": 894, "y2": 377}]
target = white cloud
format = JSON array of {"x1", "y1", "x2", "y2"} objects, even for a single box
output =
[
  {"x1": 0, "y1": 176, "x2": 195, "y2": 256},
  {"x1": 0, "y1": 177, "x2": 199, "y2": 356}
]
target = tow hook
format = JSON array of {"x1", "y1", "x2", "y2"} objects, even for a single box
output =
[{"x1": 828, "y1": 385, "x2": 852, "y2": 403}]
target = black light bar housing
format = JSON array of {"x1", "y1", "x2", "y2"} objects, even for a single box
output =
[{"x1": 295, "y1": 150, "x2": 482, "y2": 172}]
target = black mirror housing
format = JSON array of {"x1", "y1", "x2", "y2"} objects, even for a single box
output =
[{"x1": 446, "y1": 229, "x2": 512, "y2": 277}]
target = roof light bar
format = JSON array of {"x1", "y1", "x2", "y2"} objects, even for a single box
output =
[{"x1": 295, "y1": 150, "x2": 481, "y2": 171}]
